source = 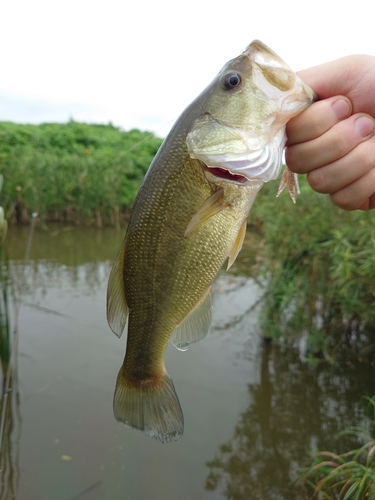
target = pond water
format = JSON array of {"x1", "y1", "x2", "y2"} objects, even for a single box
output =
[{"x1": 1, "y1": 225, "x2": 375, "y2": 500}]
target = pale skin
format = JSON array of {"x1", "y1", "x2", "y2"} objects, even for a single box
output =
[{"x1": 286, "y1": 55, "x2": 375, "y2": 210}]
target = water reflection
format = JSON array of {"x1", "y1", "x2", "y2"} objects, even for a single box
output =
[
  {"x1": 0, "y1": 247, "x2": 21, "y2": 500},
  {"x1": 7, "y1": 226, "x2": 123, "y2": 302},
  {"x1": 0, "y1": 224, "x2": 120, "y2": 499},
  {"x1": 0, "y1": 225, "x2": 122, "y2": 500},
  {"x1": 1, "y1": 225, "x2": 375, "y2": 500},
  {"x1": 205, "y1": 340, "x2": 375, "y2": 500}
]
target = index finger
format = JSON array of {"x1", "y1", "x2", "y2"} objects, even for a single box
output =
[{"x1": 286, "y1": 96, "x2": 352, "y2": 145}]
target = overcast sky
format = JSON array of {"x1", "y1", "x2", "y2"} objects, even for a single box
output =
[{"x1": 1, "y1": 0, "x2": 374, "y2": 136}]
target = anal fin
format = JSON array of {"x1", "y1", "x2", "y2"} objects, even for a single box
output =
[
  {"x1": 171, "y1": 287, "x2": 213, "y2": 351},
  {"x1": 227, "y1": 218, "x2": 247, "y2": 270}
]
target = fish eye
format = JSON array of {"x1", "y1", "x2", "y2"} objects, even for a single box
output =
[{"x1": 222, "y1": 72, "x2": 241, "y2": 90}]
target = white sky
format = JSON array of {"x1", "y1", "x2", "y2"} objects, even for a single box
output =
[{"x1": 1, "y1": 0, "x2": 374, "y2": 136}]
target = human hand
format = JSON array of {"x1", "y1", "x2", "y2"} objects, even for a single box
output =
[{"x1": 286, "y1": 55, "x2": 375, "y2": 210}]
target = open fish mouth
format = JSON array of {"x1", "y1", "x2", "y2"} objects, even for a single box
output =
[
  {"x1": 205, "y1": 165, "x2": 249, "y2": 184},
  {"x1": 187, "y1": 121, "x2": 287, "y2": 185}
]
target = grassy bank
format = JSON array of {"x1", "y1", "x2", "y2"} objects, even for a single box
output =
[
  {"x1": 249, "y1": 177, "x2": 375, "y2": 358},
  {"x1": 296, "y1": 395, "x2": 375, "y2": 499},
  {"x1": 2, "y1": 120, "x2": 375, "y2": 355},
  {"x1": 2, "y1": 121, "x2": 375, "y2": 495},
  {"x1": 0, "y1": 121, "x2": 162, "y2": 226}
]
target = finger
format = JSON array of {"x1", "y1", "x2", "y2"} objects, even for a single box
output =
[
  {"x1": 296, "y1": 56, "x2": 375, "y2": 116},
  {"x1": 358, "y1": 192, "x2": 375, "y2": 211},
  {"x1": 307, "y1": 133, "x2": 375, "y2": 194},
  {"x1": 286, "y1": 113, "x2": 375, "y2": 174},
  {"x1": 330, "y1": 167, "x2": 375, "y2": 211},
  {"x1": 286, "y1": 96, "x2": 352, "y2": 145}
]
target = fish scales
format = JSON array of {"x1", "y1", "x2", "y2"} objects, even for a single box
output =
[
  {"x1": 107, "y1": 40, "x2": 317, "y2": 442},
  {"x1": 122, "y1": 144, "x2": 255, "y2": 371}
]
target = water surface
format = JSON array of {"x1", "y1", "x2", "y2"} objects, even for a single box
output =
[{"x1": 1, "y1": 226, "x2": 374, "y2": 500}]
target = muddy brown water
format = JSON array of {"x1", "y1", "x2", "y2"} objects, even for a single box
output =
[{"x1": 1, "y1": 225, "x2": 374, "y2": 500}]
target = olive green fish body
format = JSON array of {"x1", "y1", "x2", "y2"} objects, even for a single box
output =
[
  {"x1": 123, "y1": 149, "x2": 261, "y2": 376},
  {"x1": 107, "y1": 40, "x2": 316, "y2": 442}
]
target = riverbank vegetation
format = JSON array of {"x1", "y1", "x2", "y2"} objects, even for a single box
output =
[
  {"x1": 2, "y1": 121, "x2": 375, "y2": 357},
  {"x1": 249, "y1": 177, "x2": 375, "y2": 359},
  {"x1": 0, "y1": 121, "x2": 162, "y2": 227},
  {"x1": 2, "y1": 121, "x2": 375, "y2": 496},
  {"x1": 295, "y1": 395, "x2": 375, "y2": 499}
]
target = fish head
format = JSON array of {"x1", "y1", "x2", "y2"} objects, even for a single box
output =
[{"x1": 186, "y1": 40, "x2": 317, "y2": 183}]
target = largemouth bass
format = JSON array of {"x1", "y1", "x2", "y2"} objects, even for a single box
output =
[{"x1": 107, "y1": 40, "x2": 316, "y2": 443}]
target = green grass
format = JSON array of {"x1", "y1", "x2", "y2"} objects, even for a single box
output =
[
  {"x1": 295, "y1": 396, "x2": 375, "y2": 499},
  {"x1": 0, "y1": 121, "x2": 162, "y2": 226},
  {"x1": 2, "y1": 121, "x2": 375, "y2": 356},
  {"x1": 248, "y1": 177, "x2": 375, "y2": 358}
]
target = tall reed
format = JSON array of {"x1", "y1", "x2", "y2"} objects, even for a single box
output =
[
  {"x1": 0, "y1": 121, "x2": 162, "y2": 226},
  {"x1": 249, "y1": 177, "x2": 375, "y2": 358},
  {"x1": 295, "y1": 396, "x2": 375, "y2": 499}
]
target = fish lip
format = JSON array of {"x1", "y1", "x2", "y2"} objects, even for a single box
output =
[{"x1": 204, "y1": 164, "x2": 249, "y2": 184}]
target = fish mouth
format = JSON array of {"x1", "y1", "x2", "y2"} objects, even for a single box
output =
[{"x1": 205, "y1": 165, "x2": 248, "y2": 184}]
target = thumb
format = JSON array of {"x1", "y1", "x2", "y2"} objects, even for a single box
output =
[{"x1": 296, "y1": 55, "x2": 372, "y2": 102}]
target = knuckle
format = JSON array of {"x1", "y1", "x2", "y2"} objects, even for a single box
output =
[
  {"x1": 307, "y1": 98, "x2": 350, "y2": 137},
  {"x1": 330, "y1": 191, "x2": 356, "y2": 211},
  {"x1": 309, "y1": 118, "x2": 331, "y2": 138},
  {"x1": 358, "y1": 137, "x2": 375, "y2": 169},
  {"x1": 285, "y1": 146, "x2": 300, "y2": 172},
  {"x1": 307, "y1": 168, "x2": 327, "y2": 193},
  {"x1": 332, "y1": 131, "x2": 351, "y2": 157},
  {"x1": 357, "y1": 147, "x2": 373, "y2": 171},
  {"x1": 285, "y1": 147, "x2": 294, "y2": 165}
]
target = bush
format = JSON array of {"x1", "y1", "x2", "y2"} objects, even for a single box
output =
[
  {"x1": 248, "y1": 175, "x2": 375, "y2": 357},
  {"x1": 0, "y1": 121, "x2": 162, "y2": 226}
]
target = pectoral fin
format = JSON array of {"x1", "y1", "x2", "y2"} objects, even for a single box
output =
[
  {"x1": 171, "y1": 287, "x2": 213, "y2": 351},
  {"x1": 277, "y1": 166, "x2": 300, "y2": 203},
  {"x1": 185, "y1": 189, "x2": 227, "y2": 236},
  {"x1": 106, "y1": 241, "x2": 129, "y2": 338},
  {"x1": 227, "y1": 219, "x2": 247, "y2": 270}
]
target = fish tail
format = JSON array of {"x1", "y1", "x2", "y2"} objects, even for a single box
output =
[{"x1": 113, "y1": 369, "x2": 184, "y2": 443}]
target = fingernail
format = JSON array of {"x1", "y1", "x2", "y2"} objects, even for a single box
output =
[
  {"x1": 355, "y1": 116, "x2": 374, "y2": 137},
  {"x1": 332, "y1": 99, "x2": 350, "y2": 120}
]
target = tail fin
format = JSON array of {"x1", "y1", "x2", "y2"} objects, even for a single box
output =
[{"x1": 113, "y1": 370, "x2": 184, "y2": 443}]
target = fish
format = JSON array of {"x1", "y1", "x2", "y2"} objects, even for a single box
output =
[{"x1": 106, "y1": 40, "x2": 316, "y2": 443}]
